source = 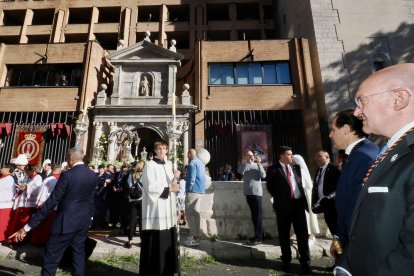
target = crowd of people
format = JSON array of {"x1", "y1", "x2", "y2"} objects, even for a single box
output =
[{"x1": 2, "y1": 63, "x2": 414, "y2": 275}]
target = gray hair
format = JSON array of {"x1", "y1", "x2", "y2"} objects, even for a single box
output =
[{"x1": 67, "y1": 147, "x2": 84, "y2": 161}]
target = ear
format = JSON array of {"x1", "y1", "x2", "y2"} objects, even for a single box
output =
[
  {"x1": 393, "y1": 89, "x2": 411, "y2": 110},
  {"x1": 342, "y1": 124, "x2": 351, "y2": 135}
]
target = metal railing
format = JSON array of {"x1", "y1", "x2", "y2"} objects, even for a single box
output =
[
  {"x1": 204, "y1": 110, "x2": 306, "y2": 180},
  {"x1": 0, "y1": 111, "x2": 77, "y2": 166}
]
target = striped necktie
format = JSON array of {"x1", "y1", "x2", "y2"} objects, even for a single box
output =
[{"x1": 376, "y1": 144, "x2": 389, "y2": 160}]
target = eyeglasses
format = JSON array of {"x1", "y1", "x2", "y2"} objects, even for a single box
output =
[{"x1": 354, "y1": 89, "x2": 398, "y2": 108}]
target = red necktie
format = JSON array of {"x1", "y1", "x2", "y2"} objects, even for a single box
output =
[{"x1": 286, "y1": 164, "x2": 293, "y2": 198}]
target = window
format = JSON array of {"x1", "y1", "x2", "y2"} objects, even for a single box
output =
[
  {"x1": 263, "y1": 64, "x2": 277, "y2": 84},
  {"x1": 248, "y1": 63, "x2": 262, "y2": 84},
  {"x1": 206, "y1": 4, "x2": 229, "y2": 21},
  {"x1": 209, "y1": 64, "x2": 234, "y2": 85},
  {"x1": 7, "y1": 64, "x2": 83, "y2": 87},
  {"x1": 235, "y1": 64, "x2": 248, "y2": 84},
  {"x1": 208, "y1": 62, "x2": 291, "y2": 85},
  {"x1": 276, "y1": 63, "x2": 291, "y2": 84}
]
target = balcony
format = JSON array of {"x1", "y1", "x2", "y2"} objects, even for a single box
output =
[
  {"x1": 0, "y1": 26, "x2": 21, "y2": 36},
  {"x1": 94, "y1": 23, "x2": 119, "y2": 34},
  {"x1": 27, "y1": 24, "x2": 51, "y2": 35},
  {"x1": 65, "y1": 24, "x2": 89, "y2": 34},
  {"x1": 164, "y1": 21, "x2": 189, "y2": 32},
  {"x1": 0, "y1": 87, "x2": 79, "y2": 112},
  {"x1": 136, "y1": 22, "x2": 159, "y2": 32}
]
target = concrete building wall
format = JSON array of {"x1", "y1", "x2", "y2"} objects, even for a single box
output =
[
  {"x1": 276, "y1": 0, "x2": 414, "y2": 120},
  {"x1": 1, "y1": 0, "x2": 274, "y2": 59}
]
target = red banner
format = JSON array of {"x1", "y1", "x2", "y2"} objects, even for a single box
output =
[{"x1": 16, "y1": 132, "x2": 43, "y2": 165}]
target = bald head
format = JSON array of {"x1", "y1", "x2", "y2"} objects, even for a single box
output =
[
  {"x1": 188, "y1": 149, "x2": 197, "y2": 161},
  {"x1": 315, "y1": 150, "x2": 330, "y2": 167},
  {"x1": 354, "y1": 63, "x2": 414, "y2": 138}
]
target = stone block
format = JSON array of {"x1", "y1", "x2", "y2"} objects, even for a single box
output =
[{"x1": 211, "y1": 240, "x2": 251, "y2": 260}]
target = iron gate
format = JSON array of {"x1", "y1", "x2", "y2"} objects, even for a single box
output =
[
  {"x1": 0, "y1": 112, "x2": 77, "y2": 166},
  {"x1": 205, "y1": 110, "x2": 306, "y2": 180}
]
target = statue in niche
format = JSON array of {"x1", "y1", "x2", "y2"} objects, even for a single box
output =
[{"x1": 139, "y1": 75, "x2": 151, "y2": 96}]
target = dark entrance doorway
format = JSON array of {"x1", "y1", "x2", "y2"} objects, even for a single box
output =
[{"x1": 133, "y1": 127, "x2": 162, "y2": 160}]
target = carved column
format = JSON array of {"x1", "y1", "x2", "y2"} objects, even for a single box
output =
[
  {"x1": 91, "y1": 122, "x2": 103, "y2": 164},
  {"x1": 183, "y1": 123, "x2": 190, "y2": 165},
  {"x1": 93, "y1": 122, "x2": 103, "y2": 149}
]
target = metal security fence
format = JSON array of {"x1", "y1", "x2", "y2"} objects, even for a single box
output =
[
  {"x1": 204, "y1": 110, "x2": 306, "y2": 180},
  {"x1": 0, "y1": 112, "x2": 77, "y2": 166}
]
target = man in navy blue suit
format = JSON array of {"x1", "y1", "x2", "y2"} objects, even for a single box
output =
[
  {"x1": 266, "y1": 146, "x2": 311, "y2": 275},
  {"x1": 328, "y1": 109, "x2": 378, "y2": 258},
  {"x1": 10, "y1": 147, "x2": 96, "y2": 276}
]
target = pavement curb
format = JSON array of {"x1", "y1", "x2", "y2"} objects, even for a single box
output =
[{"x1": 1, "y1": 235, "x2": 332, "y2": 262}]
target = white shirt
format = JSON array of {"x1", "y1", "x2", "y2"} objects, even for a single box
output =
[
  {"x1": 35, "y1": 175, "x2": 58, "y2": 207},
  {"x1": 387, "y1": 121, "x2": 414, "y2": 147},
  {"x1": 345, "y1": 138, "x2": 366, "y2": 155},
  {"x1": 280, "y1": 161, "x2": 301, "y2": 199},
  {"x1": 16, "y1": 174, "x2": 43, "y2": 208},
  {"x1": 0, "y1": 175, "x2": 16, "y2": 209}
]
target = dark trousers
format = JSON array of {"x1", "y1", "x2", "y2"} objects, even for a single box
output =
[
  {"x1": 323, "y1": 200, "x2": 338, "y2": 236},
  {"x1": 41, "y1": 228, "x2": 88, "y2": 276},
  {"x1": 276, "y1": 198, "x2": 310, "y2": 266},
  {"x1": 93, "y1": 198, "x2": 107, "y2": 229},
  {"x1": 108, "y1": 194, "x2": 121, "y2": 226},
  {"x1": 120, "y1": 198, "x2": 129, "y2": 233},
  {"x1": 127, "y1": 200, "x2": 142, "y2": 241},
  {"x1": 246, "y1": 195, "x2": 263, "y2": 241}
]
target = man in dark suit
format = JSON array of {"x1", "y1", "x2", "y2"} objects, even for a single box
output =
[
  {"x1": 329, "y1": 109, "x2": 378, "y2": 257},
  {"x1": 335, "y1": 64, "x2": 414, "y2": 276},
  {"x1": 10, "y1": 147, "x2": 96, "y2": 276},
  {"x1": 266, "y1": 146, "x2": 311, "y2": 274},
  {"x1": 312, "y1": 150, "x2": 341, "y2": 236}
]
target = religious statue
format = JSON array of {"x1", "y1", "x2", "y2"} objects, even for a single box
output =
[
  {"x1": 139, "y1": 75, "x2": 150, "y2": 96},
  {"x1": 117, "y1": 137, "x2": 132, "y2": 163},
  {"x1": 140, "y1": 147, "x2": 148, "y2": 161}
]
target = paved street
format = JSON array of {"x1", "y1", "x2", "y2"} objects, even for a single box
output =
[
  {"x1": 0, "y1": 256, "x2": 334, "y2": 276},
  {"x1": 0, "y1": 229, "x2": 335, "y2": 276}
]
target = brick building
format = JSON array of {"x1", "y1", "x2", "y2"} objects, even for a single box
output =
[{"x1": 0, "y1": 0, "x2": 324, "y2": 176}]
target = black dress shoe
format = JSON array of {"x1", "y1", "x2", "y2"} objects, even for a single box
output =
[
  {"x1": 301, "y1": 264, "x2": 312, "y2": 275},
  {"x1": 282, "y1": 263, "x2": 291, "y2": 273},
  {"x1": 123, "y1": 242, "x2": 132, "y2": 249},
  {"x1": 246, "y1": 239, "x2": 262, "y2": 246}
]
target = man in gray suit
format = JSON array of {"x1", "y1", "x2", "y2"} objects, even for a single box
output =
[
  {"x1": 238, "y1": 149, "x2": 266, "y2": 246},
  {"x1": 335, "y1": 63, "x2": 414, "y2": 276}
]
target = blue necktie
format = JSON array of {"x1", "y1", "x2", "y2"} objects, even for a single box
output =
[{"x1": 376, "y1": 144, "x2": 389, "y2": 160}]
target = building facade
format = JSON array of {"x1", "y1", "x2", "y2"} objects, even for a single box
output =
[
  {"x1": 274, "y1": 0, "x2": 414, "y2": 121},
  {"x1": 0, "y1": 0, "x2": 324, "y2": 174}
]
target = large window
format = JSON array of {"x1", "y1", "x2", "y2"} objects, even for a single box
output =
[
  {"x1": 209, "y1": 62, "x2": 291, "y2": 85},
  {"x1": 7, "y1": 64, "x2": 83, "y2": 87}
]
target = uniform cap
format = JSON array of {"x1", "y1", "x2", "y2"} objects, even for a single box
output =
[
  {"x1": 42, "y1": 159, "x2": 52, "y2": 167},
  {"x1": 13, "y1": 154, "x2": 28, "y2": 165}
]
